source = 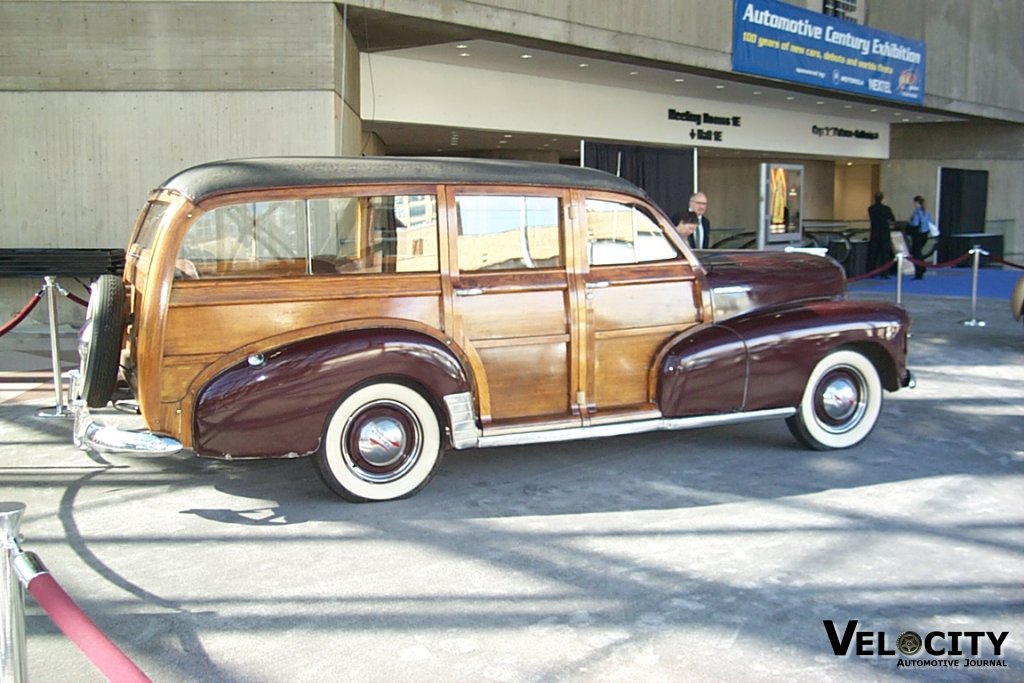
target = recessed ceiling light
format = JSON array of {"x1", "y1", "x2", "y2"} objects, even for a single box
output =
[
  {"x1": 870, "y1": 108, "x2": 879, "y2": 113},
  {"x1": 503, "y1": 134, "x2": 513, "y2": 138},
  {"x1": 786, "y1": 96, "x2": 796, "y2": 101},
  {"x1": 459, "y1": 52, "x2": 470, "y2": 57},
  {"x1": 752, "y1": 91, "x2": 762, "y2": 95},
  {"x1": 816, "y1": 101, "x2": 825, "y2": 105},
  {"x1": 520, "y1": 54, "x2": 533, "y2": 59},
  {"x1": 674, "y1": 77, "x2": 686, "y2": 83},
  {"x1": 456, "y1": 44, "x2": 468, "y2": 49},
  {"x1": 844, "y1": 104, "x2": 853, "y2": 109},
  {"x1": 715, "y1": 84, "x2": 726, "y2": 89},
  {"x1": 578, "y1": 63, "x2": 589, "y2": 68},
  {"x1": 498, "y1": 140, "x2": 507, "y2": 145}
]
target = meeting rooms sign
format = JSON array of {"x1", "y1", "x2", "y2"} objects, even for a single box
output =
[{"x1": 732, "y1": 0, "x2": 925, "y2": 104}]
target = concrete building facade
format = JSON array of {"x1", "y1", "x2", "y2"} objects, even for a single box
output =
[{"x1": 1, "y1": 0, "x2": 1022, "y2": 328}]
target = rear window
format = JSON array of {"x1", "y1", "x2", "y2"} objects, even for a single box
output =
[
  {"x1": 176, "y1": 195, "x2": 439, "y2": 279},
  {"x1": 132, "y1": 201, "x2": 171, "y2": 252}
]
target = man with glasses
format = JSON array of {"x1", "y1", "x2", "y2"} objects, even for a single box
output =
[{"x1": 684, "y1": 191, "x2": 711, "y2": 249}]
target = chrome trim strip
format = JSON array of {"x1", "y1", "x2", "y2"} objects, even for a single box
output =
[
  {"x1": 709, "y1": 285, "x2": 754, "y2": 320},
  {"x1": 443, "y1": 392, "x2": 480, "y2": 450},
  {"x1": 711, "y1": 285, "x2": 752, "y2": 295},
  {"x1": 476, "y1": 408, "x2": 796, "y2": 449}
]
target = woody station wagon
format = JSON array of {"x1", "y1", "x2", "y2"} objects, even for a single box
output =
[{"x1": 74, "y1": 157, "x2": 913, "y2": 502}]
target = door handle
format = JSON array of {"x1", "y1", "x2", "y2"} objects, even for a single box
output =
[
  {"x1": 455, "y1": 287, "x2": 484, "y2": 297},
  {"x1": 585, "y1": 281, "x2": 610, "y2": 289}
]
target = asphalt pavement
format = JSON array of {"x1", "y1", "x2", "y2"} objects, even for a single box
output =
[{"x1": 1, "y1": 273, "x2": 1022, "y2": 682}]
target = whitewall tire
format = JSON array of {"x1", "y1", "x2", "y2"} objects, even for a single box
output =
[
  {"x1": 786, "y1": 349, "x2": 882, "y2": 450},
  {"x1": 314, "y1": 383, "x2": 443, "y2": 502}
]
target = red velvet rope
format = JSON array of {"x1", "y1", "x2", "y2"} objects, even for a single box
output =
[
  {"x1": 906, "y1": 251, "x2": 973, "y2": 269},
  {"x1": 848, "y1": 250, "x2": 976, "y2": 282},
  {"x1": 26, "y1": 573, "x2": 152, "y2": 682},
  {"x1": 63, "y1": 290, "x2": 90, "y2": 307},
  {"x1": 989, "y1": 255, "x2": 1024, "y2": 270},
  {"x1": 847, "y1": 262, "x2": 896, "y2": 282},
  {"x1": 0, "y1": 290, "x2": 43, "y2": 338}
]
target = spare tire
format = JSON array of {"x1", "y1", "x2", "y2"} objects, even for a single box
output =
[{"x1": 77, "y1": 274, "x2": 126, "y2": 407}]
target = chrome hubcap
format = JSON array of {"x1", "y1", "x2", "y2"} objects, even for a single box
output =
[
  {"x1": 343, "y1": 400, "x2": 422, "y2": 484},
  {"x1": 815, "y1": 367, "x2": 866, "y2": 434},
  {"x1": 821, "y1": 377, "x2": 858, "y2": 421},
  {"x1": 356, "y1": 417, "x2": 406, "y2": 468}
]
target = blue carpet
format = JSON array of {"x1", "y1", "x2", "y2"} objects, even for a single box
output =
[{"x1": 848, "y1": 267, "x2": 1023, "y2": 300}]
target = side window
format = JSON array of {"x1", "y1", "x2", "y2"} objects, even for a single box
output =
[
  {"x1": 308, "y1": 195, "x2": 439, "y2": 274},
  {"x1": 177, "y1": 194, "x2": 438, "y2": 278},
  {"x1": 178, "y1": 200, "x2": 306, "y2": 278},
  {"x1": 586, "y1": 199, "x2": 679, "y2": 266},
  {"x1": 456, "y1": 195, "x2": 562, "y2": 271}
]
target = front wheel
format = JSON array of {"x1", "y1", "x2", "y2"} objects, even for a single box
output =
[
  {"x1": 313, "y1": 383, "x2": 443, "y2": 502},
  {"x1": 786, "y1": 349, "x2": 882, "y2": 450}
]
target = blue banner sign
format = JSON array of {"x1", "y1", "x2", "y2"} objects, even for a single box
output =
[{"x1": 733, "y1": 0, "x2": 925, "y2": 104}]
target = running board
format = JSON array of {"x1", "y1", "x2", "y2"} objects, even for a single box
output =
[{"x1": 452, "y1": 405, "x2": 797, "y2": 450}]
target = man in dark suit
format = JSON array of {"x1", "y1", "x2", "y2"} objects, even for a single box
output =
[
  {"x1": 867, "y1": 191, "x2": 896, "y2": 277},
  {"x1": 673, "y1": 191, "x2": 711, "y2": 249}
]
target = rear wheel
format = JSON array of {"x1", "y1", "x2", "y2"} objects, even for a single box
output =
[
  {"x1": 314, "y1": 383, "x2": 443, "y2": 502},
  {"x1": 786, "y1": 349, "x2": 882, "y2": 450},
  {"x1": 77, "y1": 274, "x2": 126, "y2": 407}
]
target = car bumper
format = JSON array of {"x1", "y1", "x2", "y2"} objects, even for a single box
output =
[{"x1": 68, "y1": 371, "x2": 183, "y2": 456}]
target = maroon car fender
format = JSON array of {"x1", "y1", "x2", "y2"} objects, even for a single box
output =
[
  {"x1": 657, "y1": 323, "x2": 748, "y2": 416},
  {"x1": 193, "y1": 329, "x2": 471, "y2": 459},
  {"x1": 659, "y1": 299, "x2": 910, "y2": 417}
]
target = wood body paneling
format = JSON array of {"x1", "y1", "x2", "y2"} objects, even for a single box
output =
[{"x1": 129, "y1": 177, "x2": 706, "y2": 449}]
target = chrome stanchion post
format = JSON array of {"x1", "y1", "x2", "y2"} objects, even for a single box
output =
[
  {"x1": 1, "y1": 502, "x2": 28, "y2": 683},
  {"x1": 895, "y1": 252, "x2": 904, "y2": 305},
  {"x1": 35, "y1": 277, "x2": 71, "y2": 418},
  {"x1": 961, "y1": 245, "x2": 989, "y2": 327}
]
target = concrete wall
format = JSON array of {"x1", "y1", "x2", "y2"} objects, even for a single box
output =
[
  {"x1": 834, "y1": 164, "x2": 876, "y2": 224},
  {"x1": 866, "y1": 0, "x2": 1024, "y2": 123},
  {"x1": 0, "y1": 1, "x2": 361, "y2": 330},
  {"x1": 353, "y1": 0, "x2": 733, "y2": 71}
]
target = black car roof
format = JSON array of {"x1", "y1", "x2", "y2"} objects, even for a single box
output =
[{"x1": 158, "y1": 156, "x2": 646, "y2": 204}]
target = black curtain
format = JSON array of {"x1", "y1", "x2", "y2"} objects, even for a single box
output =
[
  {"x1": 938, "y1": 168, "x2": 988, "y2": 261},
  {"x1": 582, "y1": 143, "x2": 695, "y2": 222}
]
